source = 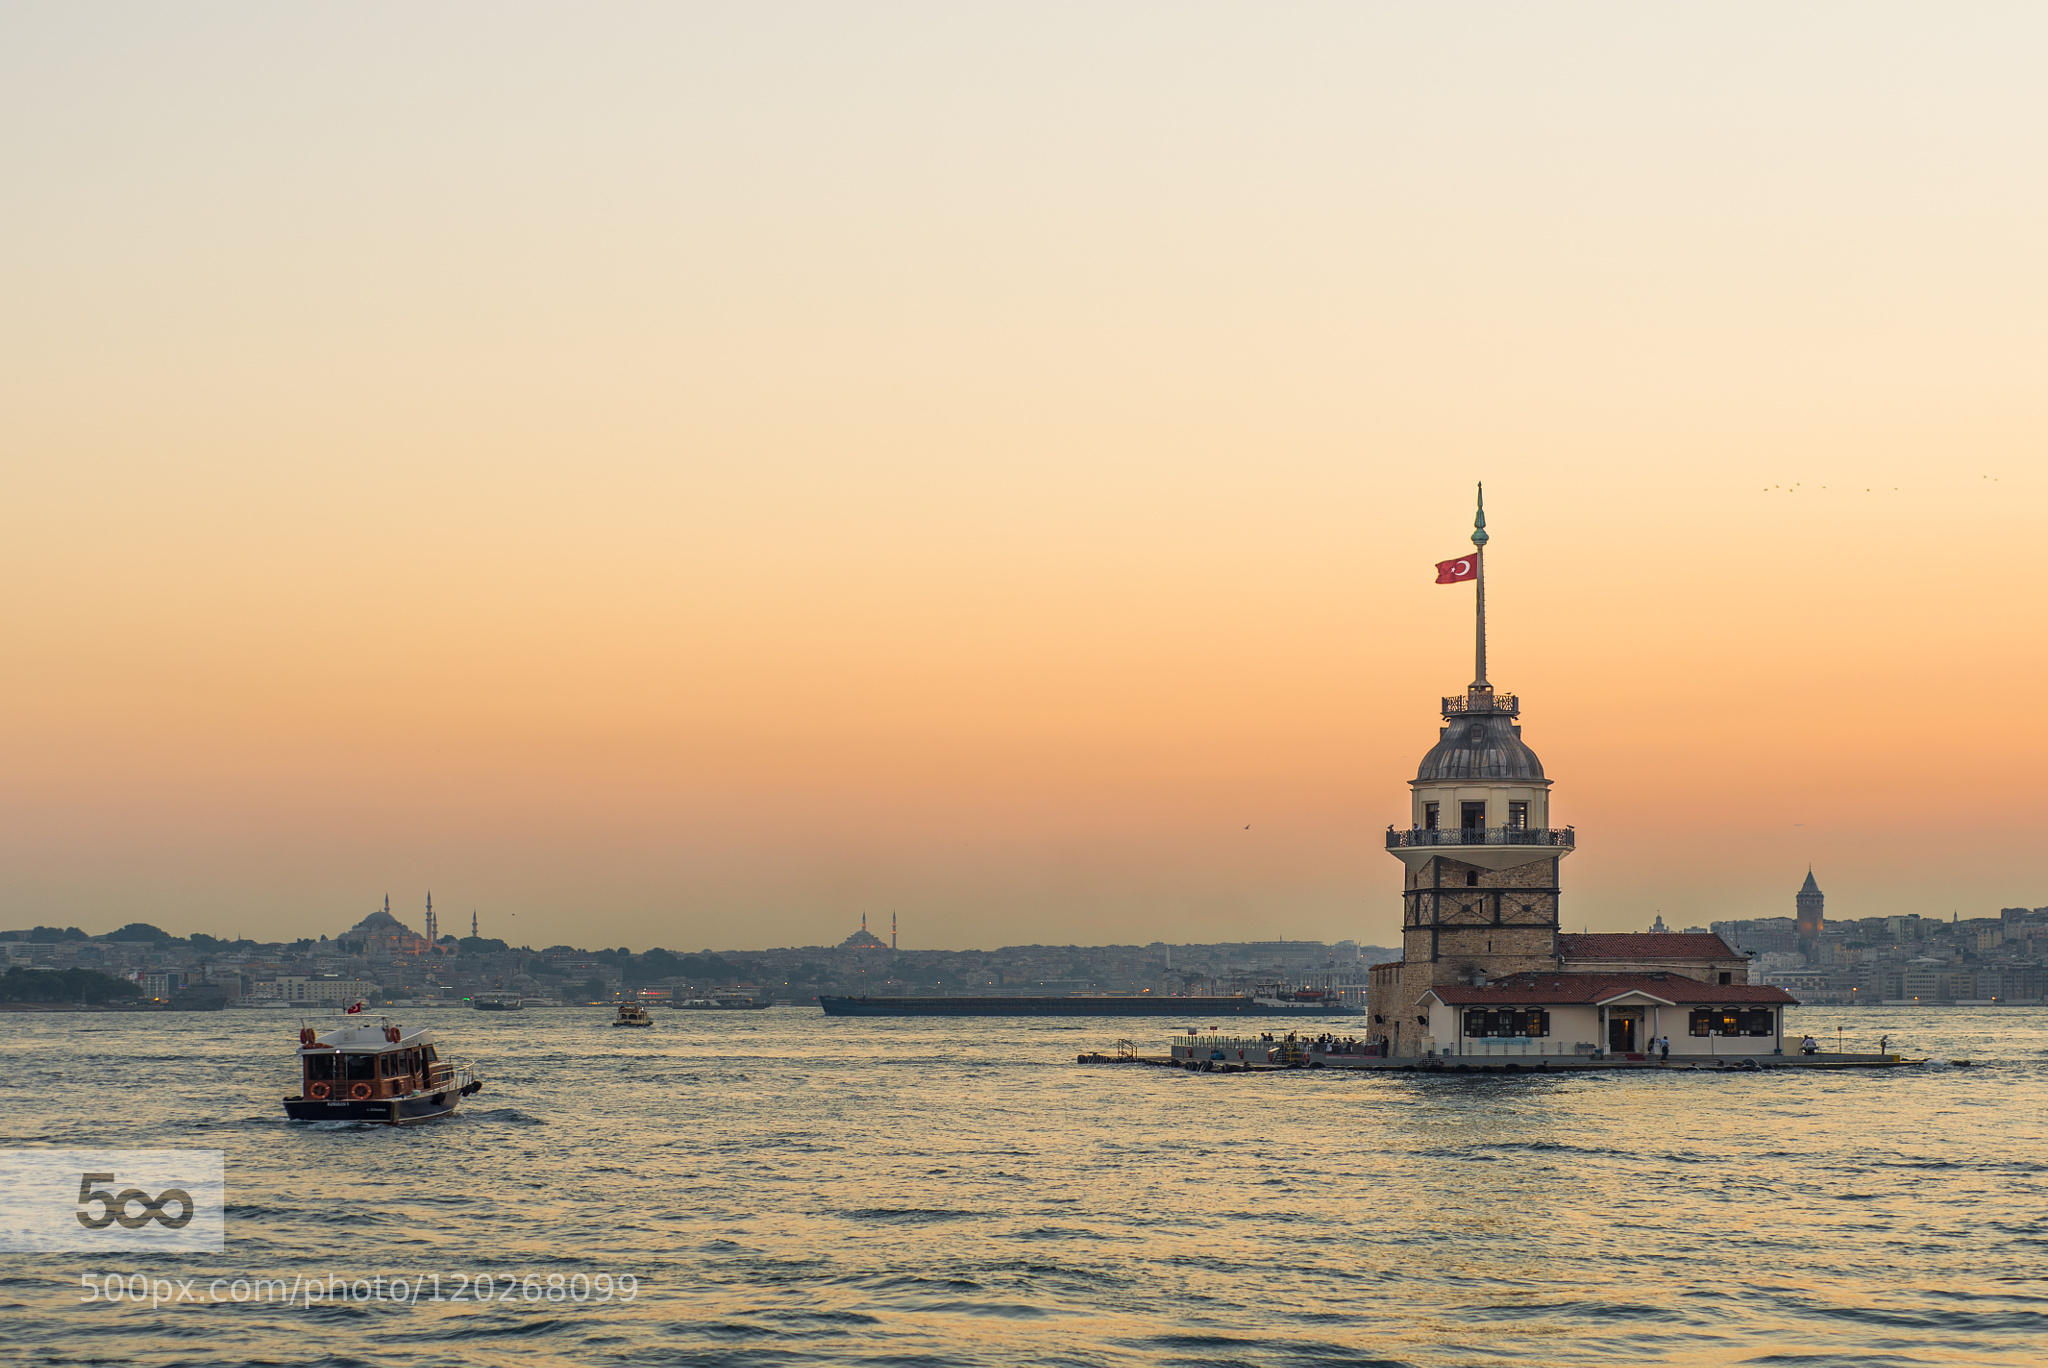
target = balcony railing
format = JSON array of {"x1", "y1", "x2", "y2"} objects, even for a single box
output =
[
  {"x1": 1386, "y1": 825, "x2": 1574, "y2": 850},
  {"x1": 1441, "y1": 691, "x2": 1519, "y2": 717}
]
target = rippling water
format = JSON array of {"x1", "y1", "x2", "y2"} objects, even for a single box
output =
[{"x1": 1, "y1": 1005, "x2": 2043, "y2": 1366}]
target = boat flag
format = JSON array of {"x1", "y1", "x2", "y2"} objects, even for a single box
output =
[
  {"x1": 1435, "y1": 553, "x2": 1478, "y2": 584},
  {"x1": 345, "y1": 1001, "x2": 363, "y2": 1014}
]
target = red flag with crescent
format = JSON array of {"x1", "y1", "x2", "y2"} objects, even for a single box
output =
[{"x1": 1435, "y1": 553, "x2": 1478, "y2": 584}]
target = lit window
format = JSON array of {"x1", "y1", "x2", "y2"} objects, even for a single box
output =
[{"x1": 1462, "y1": 1008, "x2": 1549, "y2": 1038}]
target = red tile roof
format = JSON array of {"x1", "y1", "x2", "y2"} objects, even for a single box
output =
[
  {"x1": 1420, "y1": 971, "x2": 1797, "y2": 1007},
  {"x1": 1558, "y1": 932, "x2": 1741, "y2": 962}
]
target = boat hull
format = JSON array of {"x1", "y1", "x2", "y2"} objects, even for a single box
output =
[
  {"x1": 283, "y1": 1082, "x2": 479, "y2": 1126},
  {"x1": 818, "y1": 995, "x2": 1357, "y2": 1017}
]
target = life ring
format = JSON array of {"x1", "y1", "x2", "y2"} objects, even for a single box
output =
[
  {"x1": 300, "y1": 1028, "x2": 316, "y2": 1045},
  {"x1": 349, "y1": 1082, "x2": 373, "y2": 1100},
  {"x1": 308, "y1": 1081, "x2": 331, "y2": 1099},
  {"x1": 385, "y1": 1026, "x2": 401, "y2": 1043}
]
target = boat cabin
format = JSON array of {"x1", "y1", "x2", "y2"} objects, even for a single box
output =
[
  {"x1": 1169, "y1": 1034, "x2": 1278, "y2": 1067},
  {"x1": 298, "y1": 1022, "x2": 451, "y2": 1102}
]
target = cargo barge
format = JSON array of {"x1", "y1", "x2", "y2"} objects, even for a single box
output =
[{"x1": 818, "y1": 993, "x2": 1355, "y2": 1017}]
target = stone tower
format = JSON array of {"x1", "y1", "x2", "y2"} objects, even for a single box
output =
[
  {"x1": 1795, "y1": 868, "x2": 1824, "y2": 961},
  {"x1": 1372, "y1": 487, "x2": 1575, "y2": 1054}
]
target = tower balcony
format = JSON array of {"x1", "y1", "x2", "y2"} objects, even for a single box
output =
[
  {"x1": 1441, "y1": 690, "x2": 1518, "y2": 718},
  {"x1": 1385, "y1": 824, "x2": 1575, "y2": 872},
  {"x1": 1386, "y1": 824, "x2": 1571, "y2": 850}
]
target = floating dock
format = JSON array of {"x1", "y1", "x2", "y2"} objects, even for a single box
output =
[{"x1": 1078, "y1": 1034, "x2": 1920, "y2": 1074}]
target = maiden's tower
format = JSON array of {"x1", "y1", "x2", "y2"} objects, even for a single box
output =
[{"x1": 1365, "y1": 489, "x2": 1792, "y2": 1060}]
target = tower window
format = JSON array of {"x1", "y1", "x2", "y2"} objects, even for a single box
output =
[
  {"x1": 1460, "y1": 801, "x2": 1487, "y2": 831},
  {"x1": 1465, "y1": 871, "x2": 1479, "y2": 887},
  {"x1": 1423, "y1": 802, "x2": 1438, "y2": 831},
  {"x1": 1508, "y1": 801, "x2": 1528, "y2": 830}
]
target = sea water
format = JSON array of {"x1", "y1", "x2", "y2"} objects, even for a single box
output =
[{"x1": 1, "y1": 1005, "x2": 2042, "y2": 1367}]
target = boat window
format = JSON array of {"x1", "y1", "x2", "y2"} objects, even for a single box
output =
[
  {"x1": 304, "y1": 1054, "x2": 338, "y2": 1082},
  {"x1": 344, "y1": 1053, "x2": 377, "y2": 1081}
]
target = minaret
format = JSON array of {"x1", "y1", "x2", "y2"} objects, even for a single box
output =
[
  {"x1": 1373, "y1": 487, "x2": 1572, "y2": 1056},
  {"x1": 891, "y1": 911, "x2": 897, "y2": 950},
  {"x1": 425, "y1": 891, "x2": 436, "y2": 946},
  {"x1": 471, "y1": 910, "x2": 478, "y2": 939}
]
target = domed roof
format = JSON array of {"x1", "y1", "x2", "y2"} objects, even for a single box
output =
[{"x1": 1416, "y1": 710, "x2": 1545, "y2": 782}]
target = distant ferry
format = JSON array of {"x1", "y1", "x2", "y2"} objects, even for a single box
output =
[
  {"x1": 818, "y1": 993, "x2": 1357, "y2": 1017},
  {"x1": 613, "y1": 1001, "x2": 654, "y2": 1027},
  {"x1": 283, "y1": 1011, "x2": 481, "y2": 1124},
  {"x1": 673, "y1": 990, "x2": 771, "y2": 1010},
  {"x1": 471, "y1": 994, "x2": 523, "y2": 1011}
]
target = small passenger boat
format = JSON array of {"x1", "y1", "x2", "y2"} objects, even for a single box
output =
[
  {"x1": 283, "y1": 1010, "x2": 482, "y2": 1125},
  {"x1": 613, "y1": 1001, "x2": 654, "y2": 1027}
]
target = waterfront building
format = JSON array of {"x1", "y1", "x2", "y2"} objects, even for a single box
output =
[{"x1": 1364, "y1": 490, "x2": 1796, "y2": 1057}]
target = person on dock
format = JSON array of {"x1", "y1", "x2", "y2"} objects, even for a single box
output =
[
  {"x1": 1800, "y1": 1034, "x2": 1818, "y2": 1055},
  {"x1": 1879, "y1": 1034, "x2": 1890, "y2": 1056},
  {"x1": 1659, "y1": 1035, "x2": 1670, "y2": 1063}
]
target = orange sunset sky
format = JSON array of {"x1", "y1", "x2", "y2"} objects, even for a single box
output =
[{"x1": 4, "y1": 4, "x2": 2046, "y2": 950}]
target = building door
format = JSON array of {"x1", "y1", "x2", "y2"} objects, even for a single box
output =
[{"x1": 1608, "y1": 1012, "x2": 1637, "y2": 1054}]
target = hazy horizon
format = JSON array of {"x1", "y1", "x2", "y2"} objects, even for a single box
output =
[{"x1": 6, "y1": 3, "x2": 2047, "y2": 949}]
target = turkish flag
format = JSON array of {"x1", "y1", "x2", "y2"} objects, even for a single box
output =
[{"x1": 1435, "y1": 553, "x2": 1479, "y2": 584}]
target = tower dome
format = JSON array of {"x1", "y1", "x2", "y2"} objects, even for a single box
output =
[{"x1": 1415, "y1": 698, "x2": 1545, "y2": 781}]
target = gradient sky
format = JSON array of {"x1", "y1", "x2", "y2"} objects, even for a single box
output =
[{"x1": 4, "y1": 3, "x2": 2045, "y2": 950}]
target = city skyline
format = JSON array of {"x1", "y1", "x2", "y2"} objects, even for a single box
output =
[{"x1": 6, "y1": 5, "x2": 2047, "y2": 949}]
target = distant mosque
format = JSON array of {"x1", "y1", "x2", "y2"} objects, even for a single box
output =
[
  {"x1": 839, "y1": 911, "x2": 895, "y2": 951},
  {"x1": 343, "y1": 893, "x2": 442, "y2": 957},
  {"x1": 1365, "y1": 488, "x2": 1796, "y2": 1058}
]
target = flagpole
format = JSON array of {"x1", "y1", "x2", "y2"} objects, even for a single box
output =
[{"x1": 1471, "y1": 482, "x2": 1489, "y2": 690}]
